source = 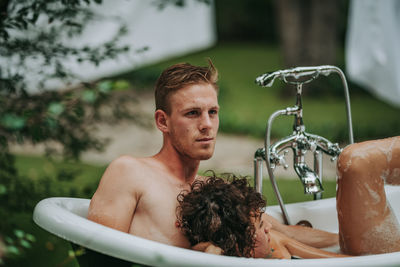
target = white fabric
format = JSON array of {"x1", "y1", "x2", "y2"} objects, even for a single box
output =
[
  {"x1": 2, "y1": 0, "x2": 216, "y2": 93},
  {"x1": 346, "y1": 0, "x2": 400, "y2": 107}
]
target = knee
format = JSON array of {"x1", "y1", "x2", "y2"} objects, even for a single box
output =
[
  {"x1": 337, "y1": 145, "x2": 360, "y2": 174},
  {"x1": 337, "y1": 143, "x2": 376, "y2": 180},
  {"x1": 337, "y1": 145, "x2": 352, "y2": 173},
  {"x1": 337, "y1": 139, "x2": 398, "y2": 182}
]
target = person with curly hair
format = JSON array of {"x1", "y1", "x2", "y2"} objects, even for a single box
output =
[
  {"x1": 177, "y1": 136, "x2": 400, "y2": 258},
  {"x1": 177, "y1": 174, "x2": 347, "y2": 259}
]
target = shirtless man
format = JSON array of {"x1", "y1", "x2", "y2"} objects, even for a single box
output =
[
  {"x1": 88, "y1": 60, "x2": 338, "y2": 249},
  {"x1": 88, "y1": 61, "x2": 220, "y2": 248},
  {"x1": 178, "y1": 136, "x2": 400, "y2": 258}
]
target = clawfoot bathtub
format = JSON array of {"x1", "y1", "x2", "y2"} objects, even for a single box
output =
[{"x1": 33, "y1": 185, "x2": 400, "y2": 267}]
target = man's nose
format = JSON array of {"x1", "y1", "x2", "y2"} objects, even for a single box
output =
[{"x1": 199, "y1": 113, "x2": 212, "y2": 130}]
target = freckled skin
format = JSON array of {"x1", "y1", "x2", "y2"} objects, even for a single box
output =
[{"x1": 337, "y1": 136, "x2": 400, "y2": 255}]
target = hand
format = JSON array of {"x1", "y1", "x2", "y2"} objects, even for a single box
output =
[{"x1": 192, "y1": 242, "x2": 223, "y2": 255}]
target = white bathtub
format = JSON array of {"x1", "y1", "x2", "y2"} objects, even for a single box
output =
[{"x1": 33, "y1": 185, "x2": 400, "y2": 266}]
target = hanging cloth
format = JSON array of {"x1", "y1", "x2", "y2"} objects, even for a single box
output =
[{"x1": 346, "y1": 0, "x2": 400, "y2": 107}]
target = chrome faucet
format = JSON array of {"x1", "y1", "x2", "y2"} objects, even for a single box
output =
[{"x1": 253, "y1": 66, "x2": 354, "y2": 225}]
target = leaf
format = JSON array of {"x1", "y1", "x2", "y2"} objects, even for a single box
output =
[
  {"x1": 74, "y1": 247, "x2": 86, "y2": 256},
  {"x1": 1, "y1": 114, "x2": 26, "y2": 130},
  {"x1": 97, "y1": 80, "x2": 113, "y2": 93},
  {"x1": 4, "y1": 236, "x2": 14, "y2": 244},
  {"x1": 20, "y1": 239, "x2": 31, "y2": 249},
  {"x1": 81, "y1": 90, "x2": 97, "y2": 103},
  {"x1": 45, "y1": 117, "x2": 58, "y2": 130},
  {"x1": 48, "y1": 102, "x2": 65, "y2": 116},
  {"x1": 14, "y1": 229, "x2": 25, "y2": 239},
  {"x1": 68, "y1": 250, "x2": 75, "y2": 258},
  {"x1": 6, "y1": 245, "x2": 20, "y2": 255},
  {"x1": 25, "y1": 234, "x2": 36, "y2": 242},
  {"x1": 113, "y1": 80, "x2": 130, "y2": 91},
  {"x1": 0, "y1": 184, "x2": 7, "y2": 195}
]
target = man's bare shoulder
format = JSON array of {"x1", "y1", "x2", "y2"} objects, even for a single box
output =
[
  {"x1": 89, "y1": 155, "x2": 150, "y2": 231},
  {"x1": 98, "y1": 155, "x2": 154, "y2": 189},
  {"x1": 108, "y1": 155, "x2": 144, "y2": 171}
]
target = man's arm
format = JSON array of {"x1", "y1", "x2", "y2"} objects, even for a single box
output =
[
  {"x1": 88, "y1": 156, "x2": 140, "y2": 232},
  {"x1": 263, "y1": 213, "x2": 339, "y2": 248}
]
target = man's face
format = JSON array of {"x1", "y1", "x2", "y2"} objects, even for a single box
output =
[{"x1": 166, "y1": 83, "x2": 219, "y2": 161}]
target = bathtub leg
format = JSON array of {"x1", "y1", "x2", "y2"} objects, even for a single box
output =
[{"x1": 336, "y1": 136, "x2": 400, "y2": 255}]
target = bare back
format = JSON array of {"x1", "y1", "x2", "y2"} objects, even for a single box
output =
[{"x1": 88, "y1": 155, "x2": 191, "y2": 248}]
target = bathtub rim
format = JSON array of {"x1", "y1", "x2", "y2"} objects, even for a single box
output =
[{"x1": 33, "y1": 195, "x2": 400, "y2": 267}]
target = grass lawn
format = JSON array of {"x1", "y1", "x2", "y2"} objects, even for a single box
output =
[
  {"x1": 4, "y1": 154, "x2": 337, "y2": 266},
  {"x1": 14, "y1": 154, "x2": 106, "y2": 197},
  {"x1": 116, "y1": 42, "x2": 400, "y2": 143}
]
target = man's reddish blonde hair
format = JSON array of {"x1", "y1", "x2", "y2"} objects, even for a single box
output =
[{"x1": 154, "y1": 59, "x2": 218, "y2": 114}]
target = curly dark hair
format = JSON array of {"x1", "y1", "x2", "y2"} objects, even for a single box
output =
[{"x1": 176, "y1": 173, "x2": 266, "y2": 257}]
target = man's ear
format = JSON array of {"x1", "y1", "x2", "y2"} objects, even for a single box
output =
[{"x1": 155, "y1": 109, "x2": 169, "y2": 133}]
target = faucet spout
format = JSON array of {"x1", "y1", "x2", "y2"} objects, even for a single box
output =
[{"x1": 294, "y1": 163, "x2": 324, "y2": 194}]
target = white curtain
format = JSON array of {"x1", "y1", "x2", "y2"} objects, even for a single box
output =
[
  {"x1": 68, "y1": 0, "x2": 217, "y2": 80},
  {"x1": 2, "y1": 0, "x2": 216, "y2": 92},
  {"x1": 346, "y1": 0, "x2": 400, "y2": 107}
]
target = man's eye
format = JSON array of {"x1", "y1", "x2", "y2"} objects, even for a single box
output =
[
  {"x1": 186, "y1": 110, "x2": 198, "y2": 116},
  {"x1": 209, "y1": 109, "x2": 218, "y2": 115}
]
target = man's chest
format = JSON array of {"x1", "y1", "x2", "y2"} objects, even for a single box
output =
[
  {"x1": 129, "y1": 184, "x2": 190, "y2": 246},
  {"x1": 134, "y1": 177, "x2": 188, "y2": 224}
]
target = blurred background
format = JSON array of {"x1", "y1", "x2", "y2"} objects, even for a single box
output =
[{"x1": 1, "y1": 0, "x2": 399, "y2": 266}]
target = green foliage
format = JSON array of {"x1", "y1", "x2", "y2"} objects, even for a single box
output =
[
  {"x1": 1, "y1": 155, "x2": 104, "y2": 266},
  {"x1": 2, "y1": 229, "x2": 36, "y2": 261},
  {"x1": 0, "y1": 0, "x2": 140, "y2": 159},
  {"x1": 0, "y1": 0, "x2": 145, "y2": 264},
  {"x1": 121, "y1": 42, "x2": 400, "y2": 143},
  {"x1": 3, "y1": 213, "x2": 79, "y2": 267}
]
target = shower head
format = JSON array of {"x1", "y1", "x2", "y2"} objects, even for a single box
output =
[{"x1": 255, "y1": 66, "x2": 336, "y2": 87}]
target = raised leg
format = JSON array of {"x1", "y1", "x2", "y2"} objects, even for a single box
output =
[{"x1": 336, "y1": 136, "x2": 400, "y2": 255}]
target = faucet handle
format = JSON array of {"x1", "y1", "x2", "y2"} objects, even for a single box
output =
[
  {"x1": 280, "y1": 150, "x2": 289, "y2": 169},
  {"x1": 279, "y1": 156, "x2": 289, "y2": 170},
  {"x1": 269, "y1": 150, "x2": 289, "y2": 170},
  {"x1": 270, "y1": 150, "x2": 289, "y2": 170}
]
